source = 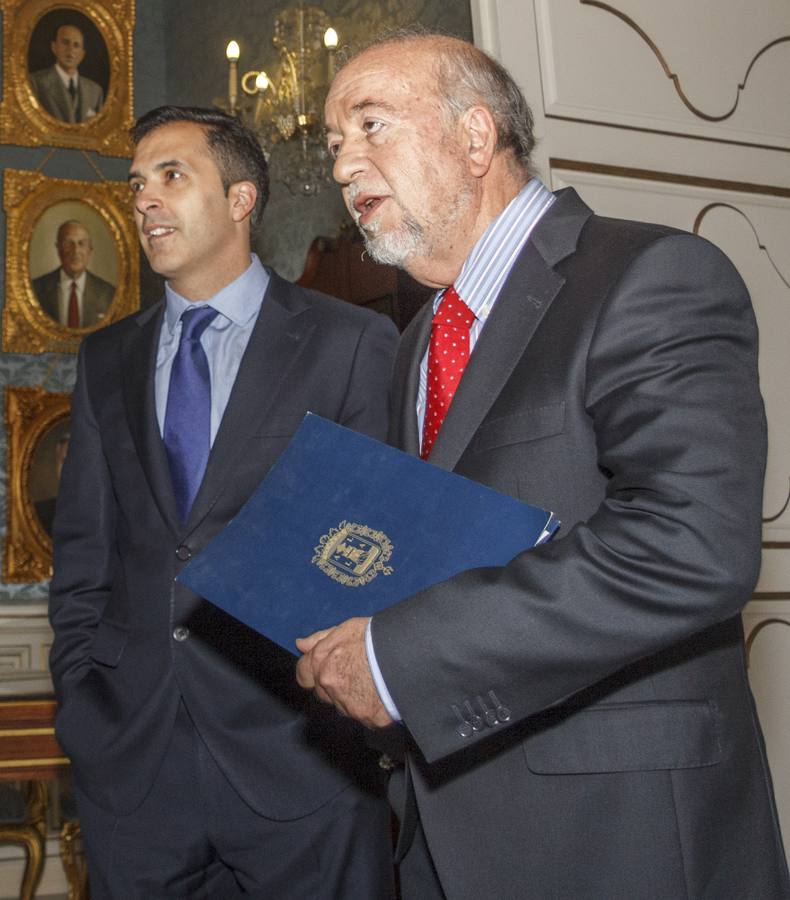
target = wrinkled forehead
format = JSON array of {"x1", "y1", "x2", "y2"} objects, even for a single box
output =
[{"x1": 326, "y1": 43, "x2": 441, "y2": 119}]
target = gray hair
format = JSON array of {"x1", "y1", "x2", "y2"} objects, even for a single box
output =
[
  {"x1": 337, "y1": 27, "x2": 536, "y2": 179},
  {"x1": 56, "y1": 220, "x2": 92, "y2": 246}
]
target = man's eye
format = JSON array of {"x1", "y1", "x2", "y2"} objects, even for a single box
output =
[
  {"x1": 363, "y1": 120, "x2": 384, "y2": 135},
  {"x1": 129, "y1": 181, "x2": 143, "y2": 193},
  {"x1": 164, "y1": 170, "x2": 182, "y2": 181},
  {"x1": 327, "y1": 143, "x2": 340, "y2": 160}
]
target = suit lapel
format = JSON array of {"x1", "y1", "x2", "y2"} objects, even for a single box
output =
[
  {"x1": 185, "y1": 272, "x2": 315, "y2": 529},
  {"x1": 120, "y1": 302, "x2": 181, "y2": 533},
  {"x1": 52, "y1": 71, "x2": 75, "y2": 123},
  {"x1": 419, "y1": 188, "x2": 593, "y2": 471},
  {"x1": 39, "y1": 272, "x2": 60, "y2": 322},
  {"x1": 427, "y1": 244, "x2": 564, "y2": 470},
  {"x1": 392, "y1": 305, "x2": 432, "y2": 456}
]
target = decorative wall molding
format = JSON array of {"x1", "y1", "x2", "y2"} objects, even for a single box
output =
[
  {"x1": 580, "y1": 1, "x2": 790, "y2": 123},
  {"x1": 535, "y1": 0, "x2": 790, "y2": 150}
]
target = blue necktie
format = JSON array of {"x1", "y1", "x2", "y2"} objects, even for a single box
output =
[{"x1": 164, "y1": 305, "x2": 219, "y2": 523}]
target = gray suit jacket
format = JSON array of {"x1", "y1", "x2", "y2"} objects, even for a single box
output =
[
  {"x1": 374, "y1": 188, "x2": 789, "y2": 899},
  {"x1": 49, "y1": 270, "x2": 399, "y2": 818},
  {"x1": 30, "y1": 66, "x2": 103, "y2": 123},
  {"x1": 33, "y1": 269, "x2": 114, "y2": 328}
]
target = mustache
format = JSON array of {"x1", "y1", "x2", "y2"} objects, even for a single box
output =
[{"x1": 347, "y1": 183, "x2": 363, "y2": 222}]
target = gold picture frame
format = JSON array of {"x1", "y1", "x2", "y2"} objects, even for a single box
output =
[
  {"x1": 3, "y1": 386, "x2": 71, "y2": 583},
  {"x1": 0, "y1": 0, "x2": 134, "y2": 156},
  {"x1": 3, "y1": 169, "x2": 139, "y2": 354}
]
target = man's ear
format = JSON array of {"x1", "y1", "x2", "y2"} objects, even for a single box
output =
[
  {"x1": 229, "y1": 181, "x2": 257, "y2": 223},
  {"x1": 461, "y1": 105, "x2": 497, "y2": 177}
]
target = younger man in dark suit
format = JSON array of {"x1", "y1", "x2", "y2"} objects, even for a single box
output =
[
  {"x1": 49, "y1": 106, "x2": 397, "y2": 898},
  {"x1": 297, "y1": 29, "x2": 790, "y2": 900}
]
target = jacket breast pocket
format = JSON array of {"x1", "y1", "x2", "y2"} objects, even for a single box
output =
[
  {"x1": 89, "y1": 619, "x2": 129, "y2": 668},
  {"x1": 473, "y1": 403, "x2": 565, "y2": 453},
  {"x1": 524, "y1": 700, "x2": 722, "y2": 773}
]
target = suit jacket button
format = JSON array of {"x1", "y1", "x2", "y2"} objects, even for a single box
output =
[
  {"x1": 175, "y1": 545, "x2": 192, "y2": 561},
  {"x1": 173, "y1": 626, "x2": 190, "y2": 642}
]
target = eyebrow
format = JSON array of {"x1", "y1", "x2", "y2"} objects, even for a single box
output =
[
  {"x1": 350, "y1": 99, "x2": 398, "y2": 115},
  {"x1": 127, "y1": 159, "x2": 186, "y2": 182},
  {"x1": 325, "y1": 99, "x2": 399, "y2": 136}
]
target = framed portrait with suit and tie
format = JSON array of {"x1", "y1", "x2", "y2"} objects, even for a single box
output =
[
  {"x1": 0, "y1": 0, "x2": 134, "y2": 155},
  {"x1": 3, "y1": 386, "x2": 71, "y2": 583},
  {"x1": 2, "y1": 169, "x2": 139, "y2": 353}
]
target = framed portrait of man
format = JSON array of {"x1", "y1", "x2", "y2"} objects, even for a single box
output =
[
  {"x1": 3, "y1": 169, "x2": 139, "y2": 354},
  {"x1": 3, "y1": 387, "x2": 71, "y2": 583},
  {"x1": 29, "y1": 202, "x2": 118, "y2": 330},
  {"x1": 0, "y1": 0, "x2": 134, "y2": 155},
  {"x1": 28, "y1": 416, "x2": 71, "y2": 540}
]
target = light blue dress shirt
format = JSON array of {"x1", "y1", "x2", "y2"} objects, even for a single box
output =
[
  {"x1": 155, "y1": 254, "x2": 270, "y2": 441},
  {"x1": 366, "y1": 179, "x2": 556, "y2": 721}
]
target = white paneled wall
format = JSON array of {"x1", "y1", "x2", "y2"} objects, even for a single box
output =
[{"x1": 473, "y1": 0, "x2": 790, "y2": 857}]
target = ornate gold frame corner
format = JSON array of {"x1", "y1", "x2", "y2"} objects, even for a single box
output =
[
  {"x1": 3, "y1": 386, "x2": 71, "y2": 583},
  {"x1": 2, "y1": 169, "x2": 139, "y2": 354},
  {"x1": 0, "y1": 0, "x2": 134, "y2": 156}
]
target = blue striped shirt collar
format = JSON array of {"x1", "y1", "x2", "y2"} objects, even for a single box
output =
[{"x1": 436, "y1": 178, "x2": 555, "y2": 319}]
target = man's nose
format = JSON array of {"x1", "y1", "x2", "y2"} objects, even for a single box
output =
[
  {"x1": 332, "y1": 143, "x2": 368, "y2": 187},
  {"x1": 134, "y1": 185, "x2": 161, "y2": 214}
]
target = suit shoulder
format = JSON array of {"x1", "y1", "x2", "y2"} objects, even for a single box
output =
[
  {"x1": 82, "y1": 302, "x2": 161, "y2": 352},
  {"x1": 81, "y1": 74, "x2": 104, "y2": 98},
  {"x1": 583, "y1": 212, "x2": 683, "y2": 248},
  {"x1": 32, "y1": 269, "x2": 58, "y2": 290},
  {"x1": 86, "y1": 270, "x2": 116, "y2": 294},
  {"x1": 274, "y1": 274, "x2": 399, "y2": 336},
  {"x1": 593, "y1": 212, "x2": 735, "y2": 262},
  {"x1": 577, "y1": 213, "x2": 736, "y2": 277},
  {"x1": 29, "y1": 67, "x2": 53, "y2": 87}
]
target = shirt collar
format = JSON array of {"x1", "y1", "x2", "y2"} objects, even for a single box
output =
[
  {"x1": 59, "y1": 269, "x2": 86, "y2": 289},
  {"x1": 55, "y1": 64, "x2": 78, "y2": 87},
  {"x1": 439, "y1": 178, "x2": 555, "y2": 322},
  {"x1": 163, "y1": 253, "x2": 269, "y2": 335}
]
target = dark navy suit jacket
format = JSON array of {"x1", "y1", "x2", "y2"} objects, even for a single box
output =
[{"x1": 50, "y1": 270, "x2": 398, "y2": 819}]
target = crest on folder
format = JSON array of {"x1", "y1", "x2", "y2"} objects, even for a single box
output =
[{"x1": 312, "y1": 520, "x2": 394, "y2": 587}]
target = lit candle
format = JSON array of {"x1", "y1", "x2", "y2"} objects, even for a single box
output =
[
  {"x1": 226, "y1": 40, "x2": 240, "y2": 113},
  {"x1": 253, "y1": 71, "x2": 269, "y2": 127},
  {"x1": 324, "y1": 27, "x2": 338, "y2": 80}
]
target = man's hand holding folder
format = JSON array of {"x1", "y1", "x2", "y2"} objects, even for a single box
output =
[{"x1": 296, "y1": 617, "x2": 394, "y2": 729}]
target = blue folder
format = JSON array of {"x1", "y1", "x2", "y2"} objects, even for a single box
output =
[{"x1": 177, "y1": 414, "x2": 559, "y2": 653}]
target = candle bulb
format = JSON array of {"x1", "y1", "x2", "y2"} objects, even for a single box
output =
[
  {"x1": 226, "y1": 40, "x2": 240, "y2": 113},
  {"x1": 253, "y1": 72, "x2": 269, "y2": 127},
  {"x1": 324, "y1": 27, "x2": 338, "y2": 80}
]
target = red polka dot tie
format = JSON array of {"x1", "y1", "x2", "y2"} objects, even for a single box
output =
[{"x1": 421, "y1": 286, "x2": 475, "y2": 460}]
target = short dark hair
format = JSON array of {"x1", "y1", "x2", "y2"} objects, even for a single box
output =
[{"x1": 130, "y1": 106, "x2": 270, "y2": 231}]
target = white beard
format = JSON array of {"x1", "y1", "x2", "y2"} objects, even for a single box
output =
[{"x1": 359, "y1": 211, "x2": 425, "y2": 267}]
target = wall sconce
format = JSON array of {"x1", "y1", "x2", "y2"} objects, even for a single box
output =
[{"x1": 222, "y1": 4, "x2": 339, "y2": 197}]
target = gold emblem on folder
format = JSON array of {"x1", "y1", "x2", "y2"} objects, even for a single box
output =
[{"x1": 313, "y1": 521, "x2": 394, "y2": 587}]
